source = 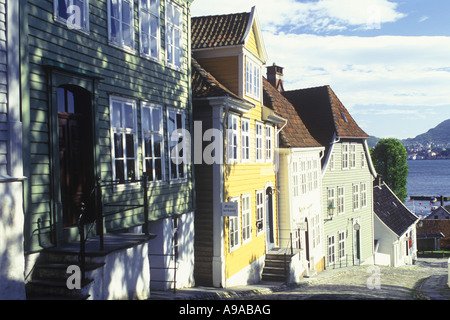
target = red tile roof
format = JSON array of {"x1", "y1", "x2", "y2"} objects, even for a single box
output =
[
  {"x1": 191, "y1": 12, "x2": 251, "y2": 49},
  {"x1": 263, "y1": 78, "x2": 322, "y2": 148}
]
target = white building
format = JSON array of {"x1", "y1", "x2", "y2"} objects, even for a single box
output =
[
  {"x1": 373, "y1": 181, "x2": 419, "y2": 267},
  {"x1": 0, "y1": 0, "x2": 26, "y2": 300}
]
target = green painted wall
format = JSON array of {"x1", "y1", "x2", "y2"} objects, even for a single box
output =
[{"x1": 23, "y1": 0, "x2": 194, "y2": 253}]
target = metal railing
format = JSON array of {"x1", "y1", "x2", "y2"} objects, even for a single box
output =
[{"x1": 77, "y1": 173, "x2": 151, "y2": 281}]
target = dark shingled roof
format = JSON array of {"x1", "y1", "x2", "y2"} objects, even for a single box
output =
[
  {"x1": 373, "y1": 182, "x2": 418, "y2": 237},
  {"x1": 191, "y1": 12, "x2": 251, "y2": 49},
  {"x1": 282, "y1": 86, "x2": 369, "y2": 147},
  {"x1": 263, "y1": 78, "x2": 322, "y2": 148}
]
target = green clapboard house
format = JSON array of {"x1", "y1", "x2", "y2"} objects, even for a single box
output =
[{"x1": 20, "y1": 0, "x2": 195, "y2": 297}]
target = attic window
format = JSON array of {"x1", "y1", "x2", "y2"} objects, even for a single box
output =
[{"x1": 341, "y1": 112, "x2": 348, "y2": 123}]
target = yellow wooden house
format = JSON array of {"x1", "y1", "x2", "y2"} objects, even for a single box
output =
[{"x1": 191, "y1": 7, "x2": 285, "y2": 287}]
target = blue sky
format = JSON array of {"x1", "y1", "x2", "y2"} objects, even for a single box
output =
[{"x1": 191, "y1": 0, "x2": 450, "y2": 139}]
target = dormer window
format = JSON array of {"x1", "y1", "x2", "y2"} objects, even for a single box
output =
[{"x1": 245, "y1": 58, "x2": 261, "y2": 100}]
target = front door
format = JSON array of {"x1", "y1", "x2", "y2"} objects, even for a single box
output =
[
  {"x1": 57, "y1": 85, "x2": 94, "y2": 227},
  {"x1": 266, "y1": 187, "x2": 275, "y2": 250}
]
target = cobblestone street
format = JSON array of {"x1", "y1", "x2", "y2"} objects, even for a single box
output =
[{"x1": 234, "y1": 258, "x2": 449, "y2": 300}]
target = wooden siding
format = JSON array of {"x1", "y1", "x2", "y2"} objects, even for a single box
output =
[
  {"x1": 323, "y1": 140, "x2": 374, "y2": 264},
  {"x1": 195, "y1": 56, "x2": 239, "y2": 96},
  {"x1": 24, "y1": 0, "x2": 193, "y2": 252},
  {"x1": 245, "y1": 25, "x2": 260, "y2": 58}
]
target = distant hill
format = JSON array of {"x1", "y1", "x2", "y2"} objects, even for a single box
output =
[{"x1": 402, "y1": 119, "x2": 450, "y2": 146}]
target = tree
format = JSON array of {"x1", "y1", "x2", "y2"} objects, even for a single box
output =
[{"x1": 371, "y1": 138, "x2": 409, "y2": 202}]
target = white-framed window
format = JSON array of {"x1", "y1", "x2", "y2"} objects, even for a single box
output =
[
  {"x1": 229, "y1": 196, "x2": 240, "y2": 251},
  {"x1": 361, "y1": 152, "x2": 366, "y2": 168},
  {"x1": 265, "y1": 125, "x2": 272, "y2": 162},
  {"x1": 167, "y1": 108, "x2": 187, "y2": 181},
  {"x1": 301, "y1": 161, "x2": 307, "y2": 194},
  {"x1": 241, "y1": 118, "x2": 250, "y2": 163},
  {"x1": 338, "y1": 231, "x2": 345, "y2": 260},
  {"x1": 54, "y1": 0, "x2": 90, "y2": 32},
  {"x1": 350, "y1": 144, "x2": 356, "y2": 169},
  {"x1": 342, "y1": 143, "x2": 349, "y2": 170},
  {"x1": 255, "y1": 121, "x2": 263, "y2": 162},
  {"x1": 293, "y1": 161, "x2": 299, "y2": 197},
  {"x1": 142, "y1": 102, "x2": 164, "y2": 182},
  {"x1": 337, "y1": 186, "x2": 345, "y2": 214},
  {"x1": 361, "y1": 183, "x2": 367, "y2": 208},
  {"x1": 327, "y1": 187, "x2": 336, "y2": 213},
  {"x1": 245, "y1": 58, "x2": 261, "y2": 100},
  {"x1": 313, "y1": 159, "x2": 319, "y2": 189},
  {"x1": 139, "y1": 0, "x2": 160, "y2": 60},
  {"x1": 328, "y1": 235, "x2": 335, "y2": 265},
  {"x1": 110, "y1": 96, "x2": 139, "y2": 184},
  {"x1": 329, "y1": 153, "x2": 335, "y2": 171},
  {"x1": 256, "y1": 190, "x2": 264, "y2": 235},
  {"x1": 108, "y1": 0, "x2": 135, "y2": 51},
  {"x1": 242, "y1": 193, "x2": 251, "y2": 244},
  {"x1": 166, "y1": 0, "x2": 183, "y2": 70},
  {"x1": 228, "y1": 114, "x2": 239, "y2": 163},
  {"x1": 307, "y1": 160, "x2": 313, "y2": 192},
  {"x1": 352, "y1": 183, "x2": 360, "y2": 211}
]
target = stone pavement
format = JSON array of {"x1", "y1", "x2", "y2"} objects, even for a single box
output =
[{"x1": 149, "y1": 257, "x2": 449, "y2": 300}]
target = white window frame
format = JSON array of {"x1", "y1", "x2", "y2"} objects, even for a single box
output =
[
  {"x1": 54, "y1": 0, "x2": 90, "y2": 33},
  {"x1": 350, "y1": 144, "x2": 357, "y2": 169},
  {"x1": 337, "y1": 186, "x2": 345, "y2": 215},
  {"x1": 241, "y1": 118, "x2": 250, "y2": 163},
  {"x1": 293, "y1": 161, "x2": 299, "y2": 197},
  {"x1": 327, "y1": 187, "x2": 336, "y2": 213},
  {"x1": 227, "y1": 114, "x2": 240, "y2": 163},
  {"x1": 353, "y1": 183, "x2": 360, "y2": 211},
  {"x1": 108, "y1": 0, "x2": 135, "y2": 52},
  {"x1": 361, "y1": 182, "x2": 367, "y2": 208},
  {"x1": 328, "y1": 235, "x2": 335, "y2": 265},
  {"x1": 167, "y1": 108, "x2": 187, "y2": 182},
  {"x1": 229, "y1": 196, "x2": 240, "y2": 252},
  {"x1": 256, "y1": 190, "x2": 265, "y2": 236},
  {"x1": 338, "y1": 231, "x2": 345, "y2": 260},
  {"x1": 141, "y1": 102, "x2": 164, "y2": 183},
  {"x1": 361, "y1": 151, "x2": 366, "y2": 168},
  {"x1": 342, "y1": 143, "x2": 349, "y2": 170},
  {"x1": 165, "y1": 0, "x2": 183, "y2": 70},
  {"x1": 255, "y1": 121, "x2": 263, "y2": 163},
  {"x1": 301, "y1": 161, "x2": 307, "y2": 194},
  {"x1": 265, "y1": 125, "x2": 272, "y2": 163},
  {"x1": 242, "y1": 193, "x2": 252, "y2": 244},
  {"x1": 245, "y1": 57, "x2": 261, "y2": 100},
  {"x1": 110, "y1": 96, "x2": 139, "y2": 186},
  {"x1": 313, "y1": 159, "x2": 319, "y2": 189},
  {"x1": 329, "y1": 152, "x2": 335, "y2": 171},
  {"x1": 139, "y1": 0, "x2": 160, "y2": 61}
]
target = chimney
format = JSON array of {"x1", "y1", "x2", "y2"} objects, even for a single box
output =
[{"x1": 267, "y1": 63, "x2": 285, "y2": 92}]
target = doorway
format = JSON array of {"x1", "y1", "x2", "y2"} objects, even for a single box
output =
[
  {"x1": 266, "y1": 187, "x2": 275, "y2": 250},
  {"x1": 57, "y1": 85, "x2": 95, "y2": 227}
]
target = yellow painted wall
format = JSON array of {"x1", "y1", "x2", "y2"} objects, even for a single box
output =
[{"x1": 246, "y1": 26, "x2": 260, "y2": 58}]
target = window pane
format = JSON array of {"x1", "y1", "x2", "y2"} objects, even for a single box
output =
[
  {"x1": 176, "y1": 113, "x2": 183, "y2": 130},
  {"x1": 110, "y1": 0, "x2": 120, "y2": 19},
  {"x1": 144, "y1": 136, "x2": 152, "y2": 157},
  {"x1": 126, "y1": 134, "x2": 135, "y2": 158},
  {"x1": 123, "y1": 22, "x2": 133, "y2": 47},
  {"x1": 152, "y1": 108, "x2": 161, "y2": 132},
  {"x1": 125, "y1": 103, "x2": 134, "y2": 129},
  {"x1": 146, "y1": 159, "x2": 154, "y2": 181},
  {"x1": 150, "y1": 0, "x2": 158, "y2": 13},
  {"x1": 155, "y1": 159, "x2": 162, "y2": 181},
  {"x1": 115, "y1": 160, "x2": 125, "y2": 182},
  {"x1": 110, "y1": 18, "x2": 120, "y2": 43},
  {"x1": 127, "y1": 159, "x2": 136, "y2": 181},
  {"x1": 140, "y1": 0, "x2": 148, "y2": 10},
  {"x1": 154, "y1": 135, "x2": 162, "y2": 157},
  {"x1": 58, "y1": 0, "x2": 69, "y2": 20},
  {"x1": 57, "y1": 88, "x2": 66, "y2": 113},
  {"x1": 114, "y1": 133, "x2": 124, "y2": 158},
  {"x1": 142, "y1": 107, "x2": 151, "y2": 132}
]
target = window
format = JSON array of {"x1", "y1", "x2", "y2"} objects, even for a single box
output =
[
  {"x1": 353, "y1": 184, "x2": 360, "y2": 211},
  {"x1": 337, "y1": 186, "x2": 345, "y2": 214},
  {"x1": 110, "y1": 96, "x2": 138, "y2": 183},
  {"x1": 228, "y1": 114, "x2": 239, "y2": 163},
  {"x1": 241, "y1": 118, "x2": 250, "y2": 162},
  {"x1": 256, "y1": 190, "x2": 264, "y2": 235},
  {"x1": 139, "y1": 0, "x2": 160, "y2": 60},
  {"x1": 361, "y1": 183, "x2": 367, "y2": 208},
  {"x1": 255, "y1": 122, "x2": 263, "y2": 162},
  {"x1": 361, "y1": 152, "x2": 366, "y2": 168},
  {"x1": 265, "y1": 125, "x2": 272, "y2": 162},
  {"x1": 328, "y1": 235, "x2": 335, "y2": 265},
  {"x1": 54, "y1": 0, "x2": 90, "y2": 32},
  {"x1": 293, "y1": 161, "x2": 299, "y2": 197},
  {"x1": 327, "y1": 187, "x2": 336, "y2": 212},
  {"x1": 166, "y1": 1, "x2": 183, "y2": 69},
  {"x1": 246, "y1": 58, "x2": 261, "y2": 100},
  {"x1": 338, "y1": 231, "x2": 345, "y2": 260},
  {"x1": 313, "y1": 160, "x2": 319, "y2": 189},
  {"x1": 342, "y1": 143, "x2": 349, "y2": 170},
  {"x1": 307, "y1": 160, "x2": 313, "y2": 192},
  {"x1": 301, "y1": 161, "x2": 307, "y2": 194},
  {"x1": 142, "y1": 103, "x2": 164, "y2": 182},
  {"x1": 329, "y1": 153, "x2": 335, "y2": 171},
  {"x1": 242, "y1": 194, "x2": 251, "y2": 244},
  {"x1": 229, "y1": 197, "x2": 240, "y2": 251},
  {"x1": 167, "y1": 108, "x2": 187, "y2": 181},
  {"x1": 108, "y1": 0, "x2": 135, "y2": 51},
  {"x1": 350, "y1": 144, "x2": 356, "y2": 169}
]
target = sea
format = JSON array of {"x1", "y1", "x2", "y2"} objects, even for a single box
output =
[{"x1": 404, "y1": 159, "x2": 450, "y2": 217}]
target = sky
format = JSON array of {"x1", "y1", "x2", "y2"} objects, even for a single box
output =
[{"x1": 190, "y1": 0, "x2": 450, "y2": 139}]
